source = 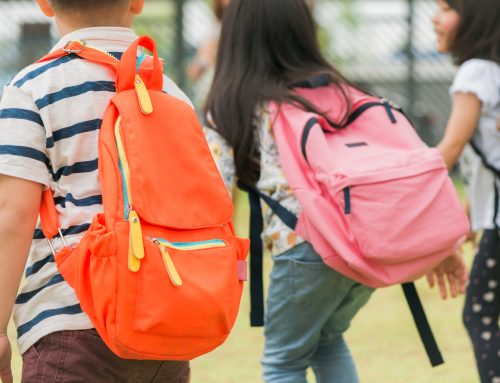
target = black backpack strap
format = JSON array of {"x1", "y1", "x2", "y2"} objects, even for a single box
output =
[
  {"x1": 238, "y1": 182, "x2": 444, "y2": 367},
  {"x1": 402, "y1": 282, "x2": 444, "y2": 366},
  {"x1": 237, "y1": 181, "x2": 298, "y2": 230},
  {"x1": 468, "y1": 140, "x2": 500, "y2": 227},
  {"x1": 469, "y1": 140, "x2": 500, "y2": 179},
  {"x1": 238, "y1": 181, "x2": 298, "y2": 327},
  {"x1": 238, "y1": 181, "x2": 265, "y2": 326},
  {"x1": 494, "y1": 181, "x2": 499, "y2": 229}
]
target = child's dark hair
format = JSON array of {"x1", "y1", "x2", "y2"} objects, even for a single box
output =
[
  {"x1": 446, "y1": 0, "x2": 500, "y2": 65},
  {"x1": 205, "y1": 0, "x2": 355, "y2": 186},
  {"x1": 49, "y1": 0, "x2": 129, "y2": 13}
]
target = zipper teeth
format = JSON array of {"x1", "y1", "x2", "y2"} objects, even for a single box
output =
[
  {"x1": 118, "y1": 161, "x2": 129, "y2": 218},
  {"x1": 91, "y1": 45, "x2": 120, "y2": 62},
  {"x1": 114, "y1": 117, "x2": 133, "y2": 212},
  {"x1": 165, "y1": 242, "x2": 226, "y2": 251},
  {"x1": 152, "y1": 238, "x2": 226, "y2": 250},
  {"x1": 105, "y1": 52, "x2": 120, "y2": 62}
]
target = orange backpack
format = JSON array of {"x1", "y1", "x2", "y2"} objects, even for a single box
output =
[{"x1": 38, "y1": 36, "x2": 250, "y2": 360}]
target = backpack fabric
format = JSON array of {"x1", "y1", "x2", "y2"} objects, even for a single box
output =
[
  {"x1": 38, "y1": 36, "x2": 249, "y2": 361},
  {"x1": 240, "y1": 78, "x2": 469, "y2": 367},
  {"x1": 268, "y1": 83, "x2": 469, "y2": 288}
]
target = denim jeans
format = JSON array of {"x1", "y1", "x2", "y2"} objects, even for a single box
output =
[{"x1": 262, "y1": 242, "x2": 373, "y2": 383}]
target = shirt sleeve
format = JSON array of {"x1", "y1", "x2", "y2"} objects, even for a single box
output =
[
  {"x1": 0, "y1": 85, "x2": 50, "y2": 186},
  {"x1": 162, "y1": 74, "x2": 194, "y2": 109},
  {"x1": 450, "y1": 59, "x2": 500, "y2": 110},
  {"x1": 203, "y1": 126, "x2": 236, "y2": 197}
]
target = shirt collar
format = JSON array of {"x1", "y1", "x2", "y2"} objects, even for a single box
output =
[{"x1": 51, "y1": 27, "x2": 138, "y2": 53}]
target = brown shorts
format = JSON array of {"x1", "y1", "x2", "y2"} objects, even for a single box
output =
[{"x1": 21, "y1": 329, "x2": 190, "y2": 383}]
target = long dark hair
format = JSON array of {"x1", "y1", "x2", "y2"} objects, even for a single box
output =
[
  {"x1": 204, "y1": 0, "x2": 355, "y2": 186},
  {"x1": 445, "y1": 0, "x2": 500, "y2": 65}
]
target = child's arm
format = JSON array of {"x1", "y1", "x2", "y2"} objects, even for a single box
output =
[
  {"x1": 427, "y1": 93, "x2": 481, "y2": 300},
  {"x1": 187, "y1": 37, "x2": 218, "y2": 81},
  {"x1": 0, "y1": 175, "x2": 42, "y2": 383},
  {"x1": 437, "y1": 92, "x2": 482, "y2": 170}
]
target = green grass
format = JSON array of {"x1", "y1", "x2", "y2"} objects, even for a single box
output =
[
  {"x1": 9, "y1": 189, "x2": 478, "y2": 382},
  {"x1": 190, "y1": 278, "x2": 477, "y2": 383},
  {"x1": 190, "y1": 189, "x2": 477, "y2": 382}
]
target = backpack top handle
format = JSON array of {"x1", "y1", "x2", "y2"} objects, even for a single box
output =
[{"x1": 117, "y1": 35, "x2": 163, "y2": 93}]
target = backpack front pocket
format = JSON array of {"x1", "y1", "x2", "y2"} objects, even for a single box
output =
[
  {"x1": 334, "y1": 167, "x2": 466, "y2": 264},
  {"x1": 132, "y1": 236, "x2": 237, "y2": 338}
]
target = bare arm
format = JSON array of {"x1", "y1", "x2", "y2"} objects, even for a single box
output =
[
  {"x1": 0, "y1": 175, "x2": 42, "y2": 383},
  {"x1": 437, "y1": 92, "x2": 482, "y2": 170},
  {"x1": 186, "y1": 37, "x2": 219, "y2": 81},
  {"x1": 427, "y1": 92, "x2": 481, "y2": 300}
]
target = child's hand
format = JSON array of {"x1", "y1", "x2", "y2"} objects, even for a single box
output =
[
  {"x1": 426, "y1": 250, "x2": 468, "y2": 300},
  {"x1": 0, "y1": 334, "x2": 12, "y2": 383}
]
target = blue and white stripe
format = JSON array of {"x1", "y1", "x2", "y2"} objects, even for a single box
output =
[{"x1": 0, "y1": 27, "x2": 192, "y2": 354}]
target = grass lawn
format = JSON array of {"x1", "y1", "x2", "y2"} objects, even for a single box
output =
[
  {"x1": 191, "y1": 189, "x2": 478, "y2": 382},
  {"x1": 190, "y1": 277, "x2": 477, "y2": 383},
  {"x1": 9, "y1": 189, "x2": 479, "y2": 382},
  {"x1": 190, "y1": 189, "x2": 478, "y2": 382}
]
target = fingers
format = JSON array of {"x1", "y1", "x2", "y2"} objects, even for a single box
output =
[
  {"x1": 446, "y1": 271, "x2": 458, "y2": 298},
  {"x1": 436, "y1": 272, "x2": 448, "y2": 300},
  {"x1": 459, "y1": 275, "x2": 466, "y2": 294},
  {"x1": 453, "y1": 252, "x2": 468, "y2": 295},
  {"x1": 426, "y1": 272, "x2": 435, "y2": 288}
]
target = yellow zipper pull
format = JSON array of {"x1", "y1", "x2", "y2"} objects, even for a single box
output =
[
  {"x1": 134, "y1": 74, "x2": 153, "y2": 115},
  {"x1": 157, "y1": 244, "x2": 183, "y2": 287},
  {"x1": 129, "y1": 209, "x2": 144, "y2": 260},
  {"x1": 128, "y1": 237, "x2": 141, "y2": 272}
]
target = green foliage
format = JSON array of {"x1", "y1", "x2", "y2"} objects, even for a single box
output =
[{"x1": 317, "y1": 0, "x2": 360, "y2": 69}]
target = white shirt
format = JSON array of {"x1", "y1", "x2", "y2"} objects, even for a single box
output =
[
  {"x1": 0, "y1": 27, "x2": 191, "y2": 354},
  {"x1": 453, "y1": 59, "x2": 500, "y2": 231},
  {"x1": 204, "y1": 107, "x2": 304, "y2": 257}
]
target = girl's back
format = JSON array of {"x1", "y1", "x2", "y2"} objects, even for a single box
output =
[{"x1": 204, "y1": 1, "x2": 374, "y2": 382}]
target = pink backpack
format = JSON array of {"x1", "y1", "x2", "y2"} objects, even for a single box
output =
[
  {"x1": 241, "y1": 79, "x2": 469, "y2": 366},
  {"x1": 269, "y1": 84, "x2": 469, "y2": 288}
]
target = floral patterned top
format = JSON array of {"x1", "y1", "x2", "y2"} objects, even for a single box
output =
[{"x1": 204, "y1": 107, "x2": 304, "y2": 256}]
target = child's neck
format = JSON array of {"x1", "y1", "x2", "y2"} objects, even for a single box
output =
[{"x1": 55, "y1": 15, "x2": 133, "y2": 37}]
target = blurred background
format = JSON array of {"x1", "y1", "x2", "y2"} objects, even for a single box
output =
[
  {"x1": 0, "y1": 0, "x2": 456, "y2": 145},
  {"x1": 2, "y1": 0, "x2": 476, "y2": 382}
]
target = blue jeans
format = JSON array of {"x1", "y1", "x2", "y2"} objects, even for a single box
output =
[{"x1": 262, "y1": 242, "x2": 373, "y2": 383}]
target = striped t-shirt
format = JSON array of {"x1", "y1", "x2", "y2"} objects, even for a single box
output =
[{"x1": 0, "y1": 27, "x2": 192, "y2": 354}]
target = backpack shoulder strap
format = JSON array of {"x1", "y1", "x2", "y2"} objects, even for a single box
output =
[
  {"x1": 38, "y1": 37, "x2": 164, "y2": 93},
  {"x1": 469, "y1": 139, "x2": 500, "y2": 179},
  {"x1": 237, "y1": 181, "x2": 265, "y2": 326},
  {"x1": 468, "y1": 140, "x2": 500, "y2": 226},
  {"x1": 402, "y1": 283, "x2": 444, "y2": 366},
  {"x1": 238, "y1": 181, "x2": 297, "y2": 230},
  {"x1": 38, "y1": 37, "x2": 164, "y2": 243},
  {"x1": 38, "y1": 40, "x2": 120, "y2": 70},
  {"x1": 237, "y1": 180, "x2": 299, "y2": 327}
]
